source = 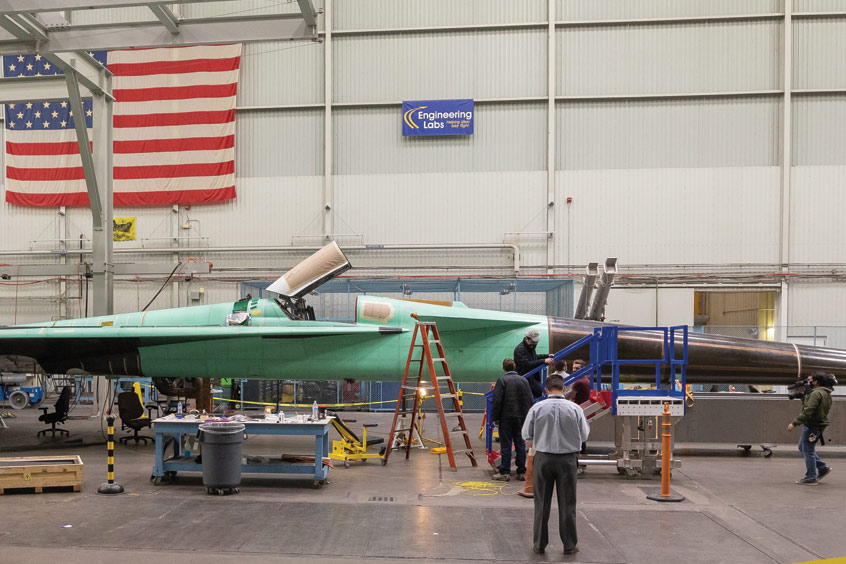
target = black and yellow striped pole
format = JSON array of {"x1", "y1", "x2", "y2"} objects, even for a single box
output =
[{"x1": 97, "y1": 414, "x2": 125, "y2": 495}]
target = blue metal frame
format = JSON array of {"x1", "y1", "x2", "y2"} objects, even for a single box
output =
[
  {"x1": 152, "y1": 417, "x2": 331, "y2": 483},
  {"x1": 484, "y1": 325, "x2": 688, "y2": 464}
]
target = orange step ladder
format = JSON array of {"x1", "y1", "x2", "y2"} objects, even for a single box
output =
[{"x1": 384, "y1": 317, "x2": 477, "y2": 470}]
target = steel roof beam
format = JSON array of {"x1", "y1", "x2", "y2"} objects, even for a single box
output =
[
  {"x1": 0, "y1": 0, "x2": 223, "y2": 13},
  {"x1": 10, "y1": 13, "x2": 48, "y2": 41},
  {"x1": 297, "y1": 0, "x2": 317, "y2": 28},
  {"x1": 0, "y1": 14, "x2": 313, "y2": 52},
  {"x1": 148, "y1": 3, "x2": 180, "y2": 35}
]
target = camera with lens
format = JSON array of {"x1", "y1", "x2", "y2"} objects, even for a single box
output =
[
  {"x1": 787, "y1": 372, "x2": 838, "y2": 400},
  {"x1": 787, "y1": 377, "x2": 812, "y2": 400}
]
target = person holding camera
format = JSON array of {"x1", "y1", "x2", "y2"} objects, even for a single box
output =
[{"x1": 787, "y1": 372, "x2": 836, "y2": 485}]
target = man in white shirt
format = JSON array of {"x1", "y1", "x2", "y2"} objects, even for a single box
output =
[{"x1": 522, "y1": 373, "x2": 589, "y2": 555}]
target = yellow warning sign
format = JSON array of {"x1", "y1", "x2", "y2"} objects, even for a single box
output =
[
  {"x1": 113, "y1": 217, "x2": 136, "y2": 241},
  {"x1": 23, "y1": 473, "x2": 31, "y2": 481}
]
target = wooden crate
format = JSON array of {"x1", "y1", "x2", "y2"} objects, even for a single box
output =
[{"x1": 0, "y1": 455, "x2": 83, "y2": 494}]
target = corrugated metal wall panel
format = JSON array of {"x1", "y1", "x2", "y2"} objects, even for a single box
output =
[
  {"x1": 334, "y1": 30, "x2": 546, "y2": 103},
  {"x1": 0, "y1": 206, "x2": 66, "y2": 251},
  {"x1": 172, "y1": 176, "x2": 324, "y2": 247},
  {"x1": 335, "y1": 171, "x2": 546, "y2": 267},
  {"x1": 334, "y1": 104, "x2": 545, "y2": 175},
  {"x1": 334, "y1": 0, "x2": 546, "y2": 30},
  {"x1": 558, "y1": 21, "x2": 780, "y2": 96},
  {"x1": 557, "y1": 0, "x2": 780, "y2": 20},
  {"x1": 794, "y1": 0, "x2": 846, "y2": 12},
  {"x1": 789, "y1": 284, "x2": 846, "y2": 326},
  {"x1": 238, "y1": 42, "x2": 324, "y2": 107},
  {"x1": 793, "y1": 97, "x2": 846, "y2": 165},
  {"x1": 793, "y1": 19, "x2": 846, "y2": 90},
  {"x1": 555, "y1": 167, "x2": 781, "y2": 265},
  {"x1": 790, "y1": 166, "x2": 846, "y2": 263},
  {"x1": 236, "y1": 110, "x2": 324, "y2": 177},
  {"x1": 557, "y1": 98, "x2": 780, "y2": 169}
]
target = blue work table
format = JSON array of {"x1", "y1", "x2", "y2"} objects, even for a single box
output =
[{"x1": 150, "y1": 414, "x2": 333, "y2": 488}]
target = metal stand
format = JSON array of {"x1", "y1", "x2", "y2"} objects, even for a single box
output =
[{"x1": 97, "y1": 414, "x2": 125, "y2": 495}]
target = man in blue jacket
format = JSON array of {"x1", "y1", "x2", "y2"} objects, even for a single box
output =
[{"x1": 491, "y1": 358, "x2": 534, "y2": 482}]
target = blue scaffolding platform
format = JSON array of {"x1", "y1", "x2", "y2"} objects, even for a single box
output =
[{"x1": 485, "y1": 325, "x2": 688, "y2": 471}]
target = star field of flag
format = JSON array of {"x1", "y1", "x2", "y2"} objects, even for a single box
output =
[
  {"x1": 2, "y1": 51, "x2": 107, "y2": 77},
  {"x1": 5, "y1": 99, "x2": 93, "y2": 130}
]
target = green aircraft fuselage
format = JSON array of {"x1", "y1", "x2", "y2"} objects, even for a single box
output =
[
  {"x1": 5, "y1": 294, "x2": 846, "y2": 385},
  {"x1": 3, "y1": 296, "x2": 546, "y2": 382}
]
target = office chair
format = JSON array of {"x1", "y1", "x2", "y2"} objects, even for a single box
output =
[
  {"x1": 117, "y1": 391, "x2": 155, "y2": 445},
  {"x1": 37, "y1": 386, "x2": 72, "y2": 437}
]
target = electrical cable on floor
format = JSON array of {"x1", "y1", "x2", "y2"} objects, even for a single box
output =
[{"x1": 453, "y1": 481, "x2": 510, "y2": 496}]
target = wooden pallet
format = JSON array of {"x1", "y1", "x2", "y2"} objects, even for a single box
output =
[{"x1": 0, "y1": 455, "x2": 83, "y2": 495}]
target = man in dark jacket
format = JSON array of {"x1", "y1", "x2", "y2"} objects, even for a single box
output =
[
  {"x1": 492, "y1": 358, "x2": 534, "y2": 481},
  {"x1": 788, "y1": 372, "x2": 836, "y2": 485},
  {"x1": 514, "y1": 328, "x2": 553, "y2": 398}
]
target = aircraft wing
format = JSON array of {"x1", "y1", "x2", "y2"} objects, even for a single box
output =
[
  {"x1": 0, "y1": 324, "x2": 403, "y2": 376},
  {"x1": 413, "y1": 312, "x2": 538, "y2": 333}
]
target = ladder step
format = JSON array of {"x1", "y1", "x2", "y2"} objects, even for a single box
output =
[
  {"x1": 431, "y1": 358, "x2": 446, "y2": 362},
  {"x1": 446, "y1": 448, "x2": 474, "y2": 454}
]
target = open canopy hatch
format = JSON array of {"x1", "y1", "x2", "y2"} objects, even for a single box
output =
[{"x1": 265, "y1": 241, "x2": 352, "y2": 320}]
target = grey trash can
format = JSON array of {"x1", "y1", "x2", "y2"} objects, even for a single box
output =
[{"x1": 198, "y1": 422, "x2": 245, "y2": 495}]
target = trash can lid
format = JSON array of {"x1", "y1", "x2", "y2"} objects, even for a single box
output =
[{"x1": 198, "y1": 422, "x2": 245, "y2": 434}]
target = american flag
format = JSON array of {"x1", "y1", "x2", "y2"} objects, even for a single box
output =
[{"x1": 3, "y1": 44, "x2": 241, "y2": 207}]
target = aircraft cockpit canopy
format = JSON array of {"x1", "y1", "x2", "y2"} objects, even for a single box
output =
[{"x1": 266, "y1": 241, "x2": 352, "y2": 320}]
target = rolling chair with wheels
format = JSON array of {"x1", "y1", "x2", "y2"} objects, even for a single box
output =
[
  {"x1": 117, "y1": 391, "x2": 155, "y2": 445},
  {"x1": 37, "y1": 386, "x2": 72, "y2": 437}
]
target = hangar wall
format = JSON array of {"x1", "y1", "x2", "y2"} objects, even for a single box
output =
[{"x1": 2, "y1": 0, "x2": 846, "y2": 338}]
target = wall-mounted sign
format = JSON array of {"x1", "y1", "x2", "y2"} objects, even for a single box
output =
[
  {"x1": 113, "y1": 217, "x2": 136, "y2": 241},
  {"x1": 402, "y1": 99, "x2": 474, "y2": 136}
]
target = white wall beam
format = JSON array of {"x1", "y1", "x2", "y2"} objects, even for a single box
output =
[
  {"x1": 323, "y1": 0, "x2": 333, "y2": 242},
  {"x1": 546, "y1": 0, "x2": 555, "y2": 274}
]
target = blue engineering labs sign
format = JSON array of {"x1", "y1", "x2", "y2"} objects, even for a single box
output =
[{"x1": 402, "y1": 99, "x2": 474, "y2": 136}]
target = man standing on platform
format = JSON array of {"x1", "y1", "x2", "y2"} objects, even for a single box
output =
[
  {"x1": 491, "y1": 358, "x2": 534, "y2": 482},
  {"x1": 514, "y1": 328, "x2": 553, "y2": 398},
  {"x1": 522, "y1": 374, "x2": 589, "y2": 555}
]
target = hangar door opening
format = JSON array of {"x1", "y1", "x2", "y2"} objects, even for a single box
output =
[
  {"x1": 693, "y1": 290, "x2": 776, "y2": 392},
  {"x1": 693, "y1": 291, "x2": 775, "y2": 341}
]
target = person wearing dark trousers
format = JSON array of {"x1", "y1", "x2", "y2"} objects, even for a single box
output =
[
  {"x1": 522, "y1": 374, "x2": 589, "y2": 555},
  {"x1": 514, "y1": 328, "x2": 553, "y2": 398},
  {"x1": 788, "y1": 372, "x2": 836, "y2": 485},
  {"x1": 491, "y1": 358, "x2": 534, "y2": 482},
  {"x1": 565, "y1": 359, "x2": 591, "y2": 458}
]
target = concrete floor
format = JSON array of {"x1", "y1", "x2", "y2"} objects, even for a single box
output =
[{"x1": 1, "y1": 406, "x2": 844, "y2": 564}]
